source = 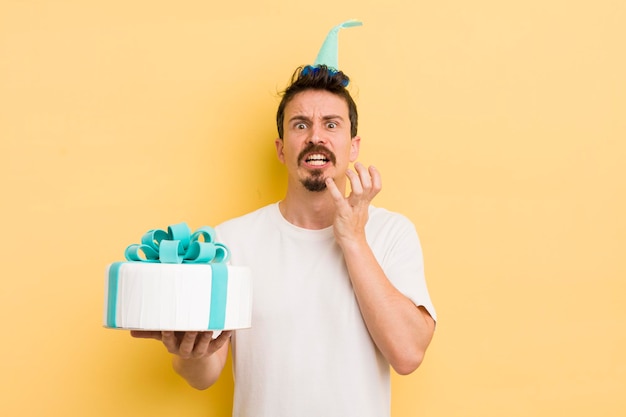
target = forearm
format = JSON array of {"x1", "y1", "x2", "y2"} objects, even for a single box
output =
[
  {"x1": 325, "y1": 165, "x2": 435, "y2": 373},
  {"x1": 341, "y1": 238, "x2": 435, "y2": 375}
]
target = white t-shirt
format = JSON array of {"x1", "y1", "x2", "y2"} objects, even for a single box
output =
[{"x1": 216, "y1": 203, "x2": 436, "y2": 417}]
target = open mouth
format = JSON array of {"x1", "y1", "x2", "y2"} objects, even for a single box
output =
[
  {"x1": 298, "y1": 144, "x2": 336, "y2": 168},
  {"x1": 305, "y1": 153, "x2": 330, "y2": 166}
]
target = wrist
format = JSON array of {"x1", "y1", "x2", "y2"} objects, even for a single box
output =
[{"x1": 336, "y1": 232, "x2": 368, "y2": 254}]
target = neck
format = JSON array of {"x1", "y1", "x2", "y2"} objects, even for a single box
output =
[{"x1": 279, "y1": 180, "x2": 345, "y2": 229}]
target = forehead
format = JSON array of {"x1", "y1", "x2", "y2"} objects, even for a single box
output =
[{"x1": 285, "y1": 90, "x2": 349, "y2": 118}]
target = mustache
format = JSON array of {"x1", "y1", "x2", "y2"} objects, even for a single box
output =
[{"x1": 297, "y1": 143, "x2": 337, "y2": 165}]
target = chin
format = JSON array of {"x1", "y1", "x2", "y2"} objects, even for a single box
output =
[{"x1": 301, "y1": 175, "x2": 327, "y2": 192}]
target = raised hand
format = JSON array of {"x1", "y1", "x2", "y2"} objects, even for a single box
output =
[{"x1": 325, "y1": 162, "x2": 382, "y2": 246}]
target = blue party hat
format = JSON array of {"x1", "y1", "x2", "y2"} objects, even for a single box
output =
[{"x1": 312, "y1": 19, "x2": 363, "y2": 71}]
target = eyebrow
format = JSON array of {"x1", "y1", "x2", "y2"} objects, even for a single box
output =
[{"x1": 288, "y1": 114, "x2": 345, "y2": 124}]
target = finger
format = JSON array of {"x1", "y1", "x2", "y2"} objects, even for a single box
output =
[
  {"x1": 178, "y1": 331, "x2": 201, "y2": 359},
  {"x1": 208, "y1": 331, "x2": 232, "y2": 355},
  {"x1": 353, "y1": 162, "x2": 372, "y2": 193},
  {"x1": 346, "y1": 169, "x2": 363, "y2": 197},
  {"x1": 191, "y1": 332, "x2": 214, "y2": 358},
  {"x1": 368, "y1": 165, "x2": 382, "y2": 196},
  {"x1": 325, "y1": 177, "x2": 345, "y2": 202},
  {"x1": 130, "y1": 330, "x2": 162, "y2": 340},
  {"x1": 161, "y1": 331, "x2": 180, "y2": 354}
]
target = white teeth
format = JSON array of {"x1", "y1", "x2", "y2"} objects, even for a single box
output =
[{"x1": 306, "y1": 153, "x2": 328, "y2": 165}]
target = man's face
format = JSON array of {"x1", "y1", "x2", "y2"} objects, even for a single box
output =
[{"x1": 275, "y1": 89, "x2": 360, "y2": 192}]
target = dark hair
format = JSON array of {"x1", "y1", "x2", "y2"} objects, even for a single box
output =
[{"x1": 276, "y1": 65, "x2": 358, "y2": 139}]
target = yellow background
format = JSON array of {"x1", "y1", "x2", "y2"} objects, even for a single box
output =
[{"x1": 1, "y1": 1, "x2": 625, "y2": 416}]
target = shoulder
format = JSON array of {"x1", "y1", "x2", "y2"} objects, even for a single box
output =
[
  {"x1": 365, "y1": 206, "x2": 422, "y2": 256},
  {"x1": 367, "y1": 206, "x2": 417, "y2": 234},
  {"x1": 215, "y1": 203, "x2": 278, "y2": 237}
]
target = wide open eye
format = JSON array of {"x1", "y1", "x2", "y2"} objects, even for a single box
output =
[
  {"x1": 295, "y1": 123, "x2": 307, "y2": 130},
  {"x1": 327, "y1": 122, "x2": 337, "y2": 129}
]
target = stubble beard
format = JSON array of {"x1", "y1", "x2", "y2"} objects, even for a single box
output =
[{"x1": 301, "y1": 169, "x2": 327, "y2": 192}]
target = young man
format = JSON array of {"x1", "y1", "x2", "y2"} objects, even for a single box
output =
[{"x1": 133, "y1": 65, "x2": 436, "y2": 417}]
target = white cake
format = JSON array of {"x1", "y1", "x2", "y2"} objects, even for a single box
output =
[
  {"x1": 103, "y1": 222, "x2": 252, "y2": 331},
  {"x1": 104, "y1": 262, "x2": 252, "y2": 330}
]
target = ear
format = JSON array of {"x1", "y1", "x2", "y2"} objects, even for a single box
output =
[
  {"x1": 275, "y1": 138, "x2": 285, "y2": 164},
  {"x1": 349, "y1": 136, "x2": 361, "y2": 162}
]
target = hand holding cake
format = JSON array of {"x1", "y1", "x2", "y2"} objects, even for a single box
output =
[{"x1": 130, "y1": 330, "x2": 232, "y2": 360}]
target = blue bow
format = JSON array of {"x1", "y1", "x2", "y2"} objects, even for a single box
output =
[{"x1": 124, "y1": 222, "x2": 229, "y2": 264}]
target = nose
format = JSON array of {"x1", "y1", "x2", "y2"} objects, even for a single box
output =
[{"x1": 307, "y1": 124, "x2": 326, "y2": 144}]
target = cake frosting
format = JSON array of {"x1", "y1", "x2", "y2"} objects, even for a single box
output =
[{"x1": 103, "y1": 222, "x2": 252, "y2": 331}]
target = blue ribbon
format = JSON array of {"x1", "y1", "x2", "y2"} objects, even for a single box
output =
[
  {"x1": 107, "y1": 222, "x2": 230, "y2": 329},
  {"x1": 106, "y1": 262, "x2": 124, "y2": 329},
  {"x1": 124, "y1": 222, "x2": 229, "y2": 264}
]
